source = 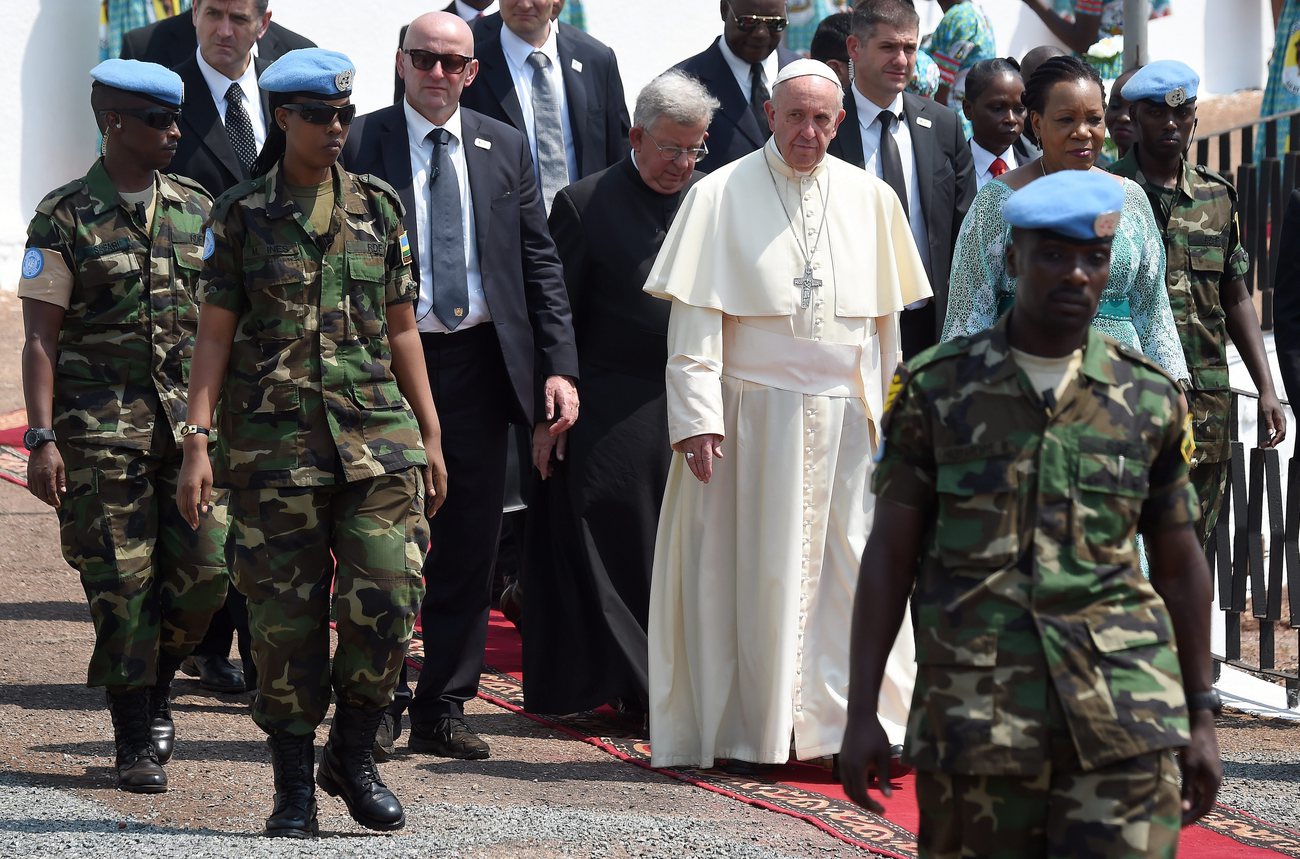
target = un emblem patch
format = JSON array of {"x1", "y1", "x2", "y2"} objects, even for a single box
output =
[
  {"x1": 202, "y1": 228, "x2": 216, "y2": 260},
  {"x1": 21, "y1": 248, "x2": 43, "y2": 279}
]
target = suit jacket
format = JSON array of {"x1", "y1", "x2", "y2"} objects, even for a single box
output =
[
  {"x1": 343, "y1": 104, "x2": 578, "y2": 425},
  {"x1": 460, "y1": 14, "x2": 630, "y2": 180},
  {"x1": 119, "y1": 14, "x2": 314, "y2": 68},
  {"x1": 169, "y1": 55, "x2": 271, "y2": 197},
  {"x1": 828, "y1": 90, "x2": 976, "y2": 338},
  {"x1": 1273, "y1": 188, "x2": 1300, "y2": 404},
  {"x1": 671, "y1": 38, "x2": 798, "y2": 174}
]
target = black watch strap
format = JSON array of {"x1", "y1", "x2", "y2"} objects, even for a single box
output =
[
  {"x1": 1186, "y1": 689, "x2": 1222, "y2": 715},
  {"x1": 23, "y1": 428, "x2": 56, "y2": 451}
]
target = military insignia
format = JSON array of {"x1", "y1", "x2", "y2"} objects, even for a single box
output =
[
  {"x1": 336, "y1": 69, "x2": 355, "y2": 91},
  {"x1": 20, "y1": 248, "x2": 43, "y2": 279},
  {"x1": 1165, "y1": 86, "x2": 1187, "y2": 107},
  {"x1": 454, "y1": 307, "x2": 465, "y2": 317},
  {"x1": 1180, "y1": 412, "x2": 1196, "y2": 465},
  {"x1": 202, "y1": 227, "x2": 215, "y2": 260},
  {"x1": 883, "y1": 366, "x2": 908, "y2": 417},
  {"x1": 398, "y1": 232, "x2": 412, "y2": 266},
  {"x1": 1094, "y1": 211, "x2": 1120, "y2": 238}
]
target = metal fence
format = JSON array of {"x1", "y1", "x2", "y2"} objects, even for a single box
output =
[{"x1": 1207, "y1": 389, "x2": 1299, "y2": 708}]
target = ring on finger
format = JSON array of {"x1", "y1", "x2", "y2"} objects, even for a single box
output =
[{"x1": 685, "y1": 452, "x2": 696, "y2": 459}]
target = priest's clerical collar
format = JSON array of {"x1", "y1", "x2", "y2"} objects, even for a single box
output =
[{"x1": 764, "y1": 137, "x2": 824, "y2": 180}]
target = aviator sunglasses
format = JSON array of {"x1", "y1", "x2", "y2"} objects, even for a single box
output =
[
  {"x1": 281, "y1": 102, "x2": 358, "y2": 126},
  {"x1": 107, "y1": 107, "x2": 182, "y2": 130},
  {"x1": 724, "y1": 2, "x2": 788, "y2": 34},
  {"x1": 403, "y1": 49, "x2": 474, "y2": 74}
]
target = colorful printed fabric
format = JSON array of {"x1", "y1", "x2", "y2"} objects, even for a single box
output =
[
  {"x1": 98, "y1": 0, "x2": 190, "y2": 60},
  {"x1": 909, "y1": 49, "x2": 942, "y2": 99},
  {"x1": 923, "y1": 1, "x2": 997, "y2": 137},
  {"x1": 783, "y1": 0, "x2": 847, "y2": 56},
  {"x1": 1052, "y1": 0, "x2": 1173, "y2": 80},
  {"x1": 557, "y1": 0, "x2": 586, "y2": 31},
  {"x1": 1260, "y1": 0, "x2": 1300, "y2": 157}
]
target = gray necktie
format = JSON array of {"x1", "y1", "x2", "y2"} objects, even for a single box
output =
[
  {"x1": 224, "y1": 82, "x2": 258, "y2": 176},
  {"x1": 427, "y1": 128, "x2": 469, "y2": 330},
  {"x1": 526, "y1": 51, "x2": 569, "y2": 210}
]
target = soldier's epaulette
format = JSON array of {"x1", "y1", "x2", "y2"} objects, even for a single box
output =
[
  {"x1": 907, "y1": 336, "x2": 970, "y2": 372},
  {"x1": 162, "y1": 172, "x2": 214, "y2": 200},
  {"x1": 355, "y1": 173, "x2": 402, "y2": 203},
  {"x1": 34, "y1": 178, "x2": 88, "y2": 216},
  {"x1": 1194, "y1": 164, "x2": 1238, "y2": 197},
  {"x1": 210, "y1": 177, "x2": 263, "y2": 220},
  {"x1": 1112, "y1": 340, "x2": 1183, "y2": 391}
]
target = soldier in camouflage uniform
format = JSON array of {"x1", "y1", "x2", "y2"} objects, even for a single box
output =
[
  {"x1": 1110, "y1": 60, "x2": 1286, "y2": 546},
  {"x1": 175, "y1": 49, "x2": 448, "y2": 838},
  {"x1": 839, "y1": 171, "x2": 1222, "y2": 858},
  {"x1": 18, "y1": 59, "x2": 228, "y2": 795}
]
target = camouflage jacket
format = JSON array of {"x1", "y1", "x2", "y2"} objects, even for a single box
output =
[
  {"x1": 22, "y1": 160, "x2": 211, "y2": 450},
  {"x1": 1110, "y1": 151, "x2": 1248, "y2": 463},
  {"x1": 874, "y1": 315, "x2": 1198, "y2": 775},
  {"x1": 200, "y1": 162, "x2": 426, "y2": 489}
]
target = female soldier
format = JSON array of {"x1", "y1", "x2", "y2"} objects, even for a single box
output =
[{"x1": 177, "y1": 49, "x2": 447, "y2": 838}]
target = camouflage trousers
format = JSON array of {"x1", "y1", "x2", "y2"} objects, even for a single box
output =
[
  {"x1": 1190, "y1": 459, "x2": 1228, "y2": 549},
  {"x1": 916, "y1": 747, "x2": 1181, "y2": 859},
  {"x1": 228, "y1": 468, "x2": 428, "y2": 737},
  {"x1": 58, "y1": 437, "x2": 229, "y2": 690}
]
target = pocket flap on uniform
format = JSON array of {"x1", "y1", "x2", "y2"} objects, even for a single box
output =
[
  {"x1": 915, "y1": 629, "x2": 997, "y2": 666},
  {"x1": 243, "y1": 247, "x2": 304, "y2": 287},
  {"x1": 1088, "y1": 619, "x2": 1168, "y2": 653},
  {"x1": 349, "y1": 381, "x2": 405, "y2": 410},
  {"x1": 345, "y1": 241, "x2": 386, "y2": 282},
  {"x1": 935, "y1": 441, "x2": 1019, "y2": 496},
  {"x1": 1076, "y1": 441, "x2": 1149, "y2": 498},
  {"x1": 1191, "y1": 366, "x2": 1230, "y2": 391},
  {"x1": 1188, "y1": 237, "x2": 1225, "y2": 272},
  {"x1": 173, "y1": 242, "x2": 204, "y2": 271}
]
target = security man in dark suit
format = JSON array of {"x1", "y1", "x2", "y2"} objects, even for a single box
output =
[
  {"x1": 119, "y1": 0, "x2": 313, "y2": 68},
  {"x1": 827, "y1": 0, "x2": 976, "y2": 360},
  {"x1": 461, "y1": 0, "x2": 630, "y2": 209},
  {"x1": 344, "y1": 10, "x2": 578, "y2": 762},
  {"x1": 671, "y1": 0, "x2": 799, "y2": 174}
]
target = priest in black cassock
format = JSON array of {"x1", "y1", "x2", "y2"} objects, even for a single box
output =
[{"x1": 522, "y1": 71, "x2": 720, "y2": 718}]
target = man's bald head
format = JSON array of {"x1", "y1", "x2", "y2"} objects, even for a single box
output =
[
  {"x1": 399, "y1": 11, "x2": 479, "y2": 126},
  {"x1": 1021, "y1": 45, "x2": 1067, "y2": 83},
  {"x1": 766, "y1": 71, "x2": 845, "y2": 172}
]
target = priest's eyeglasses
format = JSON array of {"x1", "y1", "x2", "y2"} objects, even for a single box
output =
[
  {"x1": 644, "y1": 131, "x2": 709, "y2": 163},
  {"x1": 723, "y1": 2, "x2": 788, "y2": 34},
  {"x1": 403, "y1": 49, "x2": 473, "y2": 75}
]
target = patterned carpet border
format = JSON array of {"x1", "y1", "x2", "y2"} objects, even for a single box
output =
[
  {"x1": 0, "y1": 446, "x2": 28, "y2": 488},
  {"x1": 408, "y1": 637, "x2": 1300, "y2": 859}
]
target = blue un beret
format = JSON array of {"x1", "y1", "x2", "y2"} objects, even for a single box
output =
[
  {"x1": 1003, "y1": 171, "x2": 1125, "y2": 242},
  {"x1": 90, "y1": 58, "x2": 184, "y2": 107},
  {"x1": 1121, "y1": 60, "x2": 1199, "y2": 107},
  {"x1": 260, "y1": 48, "x2": 355, "y2": 98}
]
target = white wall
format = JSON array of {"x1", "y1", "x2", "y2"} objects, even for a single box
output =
[{"x1": 0, "y1": 0, "x2": 1276, "y2": 288}]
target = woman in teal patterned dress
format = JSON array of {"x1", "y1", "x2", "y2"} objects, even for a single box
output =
[{"x1": 942, "y1": 55, "x2": 1188, "y2": 384}]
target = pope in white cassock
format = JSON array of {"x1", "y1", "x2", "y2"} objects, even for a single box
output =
[{"x1": 643, "y1": 59, "x2": 930, "y2": 770}]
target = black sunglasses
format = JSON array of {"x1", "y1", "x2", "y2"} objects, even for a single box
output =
[
  {"x1": 109, "y1": 107, "x2": 182, "y2": 130},
  {"x1": 403, "y1": 49, "x2": 473, "y2": 74},
  {"x1": 281, "y1": 102, "x2": 357, "y2": 126},
  {"x1": 725, "y1": 2, "x2": 788, "y2": 34}
]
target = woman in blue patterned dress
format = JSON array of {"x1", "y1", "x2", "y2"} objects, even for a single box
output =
[
  {"x1": 1020, "y1": 0, "x2": 1172, "y2": 80},
  {"x1": 924, "y1": 0, "x2": 997, "y2": 137},
  {"x1": 942, "y1": 55, "x2": 1188, "y2": 383}
]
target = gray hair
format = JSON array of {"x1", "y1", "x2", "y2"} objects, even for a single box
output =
[{"x1": 633, "y1": 70, "x2": 720, "y2": 131}]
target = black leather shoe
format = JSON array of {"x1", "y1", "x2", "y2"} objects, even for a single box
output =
[
  {"x1": 265, "y1": 732, "x2": 318, "y2": 838},
  {"x1": 407, "y1": 716, "x2": 490, "y2": 760},
  {"x1": 717, "y1": 758, "x2": 773, "y2": 778},
  {"x1": 373, "y1": 712, "x2": 399, "y2": 762},
  {"x1": 180, "y1": 655, "x2": 245, "y2": 693},
  {"x1": 107, "y1": 689, "x2": 167, "y2": 794},
  {"x1": 316, "y1": 704, "x2": 405, "y2": 831}
]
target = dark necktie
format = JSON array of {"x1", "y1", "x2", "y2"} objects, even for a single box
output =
[
  {"x1": 428, "y1": 128, "x2": 469, "y2": 330},
  {"x1": 750, "y1": 62, "x2": 771, "y2": 138},
  {"x1": 224, "y1": 82, "x2": 258, "y2": 176},
  {"x1": 990, "y1": 156, "x2": 1009, "y2": 178},
  {"x1": 876, "y1": 110, "x2": 909, "y2": 218}
]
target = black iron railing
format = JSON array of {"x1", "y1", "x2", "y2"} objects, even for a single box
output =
[{"x1": 1208, "y1": 388, "x2": 1299, "y2": 708}]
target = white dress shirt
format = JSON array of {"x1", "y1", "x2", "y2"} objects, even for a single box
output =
[
  {"x1": 853, "y1": 84, "x2": 930, "y2": 273},
  {"x1": 195, "y1": 46, "x2": 267, "y2": 151},
  {"x1": 499, "y1": 21, "x2": 578, "y2": 188},
  {"x1": 451, "y1": 0, "x2": 498, "y2": 21},
  {"x1": 404, "y1": 100, "x2": 488, "y2": 334},
  {"x1": 970, "y1": 140, "x2": 1018, "y2": 190},
  {"x1": 718, "y1": 37, "x2": 779, "y2": 108}
]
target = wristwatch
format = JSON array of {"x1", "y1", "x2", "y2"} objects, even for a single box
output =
[
  {"x1": 22, "y1": 427, "x2": 56, "y2": 451},
  {"x1": 179, "y1": 424, "x2": 212, "y2": 438},
  {"x1": 1186, "y1": 689, "x2": 1222, "y2": 715}
]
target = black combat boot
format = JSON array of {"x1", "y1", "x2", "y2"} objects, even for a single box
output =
[
  {"x1": 106, "y1": 689, "x2": 167, "y2": 793},
  {"x1": 264, "y1": 732, "x2": 318, "y2": 838},
  {"x1": 316, "y1": 704, "x2": 405, "y2": 831},
  {"x1": 150, "y1": 653, "x2": 184, "y2": 764}
]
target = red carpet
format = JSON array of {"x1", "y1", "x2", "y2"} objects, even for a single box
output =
[{"x1": 424, "y1": 611, "x2": 1300, "y2": 859}]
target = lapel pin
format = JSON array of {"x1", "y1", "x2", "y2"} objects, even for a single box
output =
[
  {"x1": 570, "y1": 59, "x2": 583, "y2": 73},
  {"x1": 916, "y1": 116, "x2": 932, "y2": 129},
  {"x1": 474, "y1": 138, "x2": 492, "y2": 150}
]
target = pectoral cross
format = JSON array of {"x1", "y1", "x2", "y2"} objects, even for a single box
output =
[{"x1": 794, "y1": 263, "x2": 822, "y2": 309}]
